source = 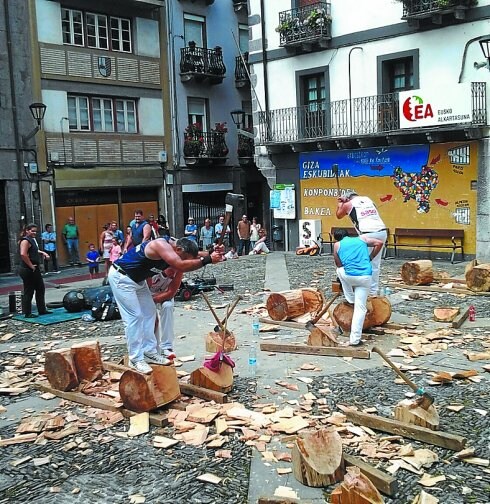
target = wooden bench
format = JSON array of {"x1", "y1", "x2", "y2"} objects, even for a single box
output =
[
  {"x1": 317, "y1": 227, "x2": 389, "y2": 258},
  {"x1": 390, "y1": 228, "x2": 464, "y2": 264}
]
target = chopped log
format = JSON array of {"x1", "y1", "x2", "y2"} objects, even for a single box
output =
[
  {"x1": 119, "y1": 365, "x2": 180, "y2": 413},
  {"x1": 401, "y1": 260, "x2": 434, "y2": 285},
  {"x1": 71, "y1": 340, "x2": 103, "y2": 382},
  {"x1": 205, "y1": 330, "x2": 237, "y2": 353},
  {"x1": 266, "y1": 288, "x2": 322, "y2": 321},
  {"x1": 333, "y1": 297, "x2": 391, "y2": 332},
  {"x1": 343, "y1": 454, "x2": 397, "y2": 497},
  {"x1": 307, "y1": 325, "x2": 338, "y2": 347},
  {"x1": 330, "y1": 466, "x2": 384, "y2": 504},
  {"x1": 394, "y1": 399, "x2": 440, "y2": 431},
  {"x1": 292, "y1": 428, "x2": 345, "y2": 487},
  {"x1": 45, "y1": 348, "x2": 79, "y2": 391},
  {"x1": 189, "y1": 362, "x2": 233, "y2": 393},
  {"x1": 451, "y1": 306, "x2": 470, "y2": 328},
  {"x1": 465, "y1": 262, "x2": 490, "y2": 292},
  {"x1": 433, "y1": 307, "x2": 460, "y2": 323}
]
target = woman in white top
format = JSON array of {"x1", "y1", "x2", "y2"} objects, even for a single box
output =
[{"x1": 249, "y1": 217, "x2": 261, "y2": 248}]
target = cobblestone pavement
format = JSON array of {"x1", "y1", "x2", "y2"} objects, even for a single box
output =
[{"x1": 0, "y1": 254, "x2": 489, "y2": 503}]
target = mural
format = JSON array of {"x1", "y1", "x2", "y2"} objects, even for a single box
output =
[{"x1": 299, "y1": 142, "x2": 477, "y2": 254}]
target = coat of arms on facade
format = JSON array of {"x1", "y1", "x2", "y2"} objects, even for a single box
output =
[{"x1": 98, "y1": 57, "x2": 112, "y2": 77}]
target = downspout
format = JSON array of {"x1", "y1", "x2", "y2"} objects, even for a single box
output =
[{"x1": 259, "y1": 0, "x2": 270, "y2": 116}]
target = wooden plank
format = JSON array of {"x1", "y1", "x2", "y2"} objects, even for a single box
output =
[
  {"x1": 452, "y1": 306, "x2": 470, "y2": 329},
  {"x1": 386, "y1": 282, "x2": 490, "y2": 297},
  {"x1": 260, "y1": 343, "x2": 370, "y2": 360},
  {"x1": 179, "y1": 383, "x2": 228, "y2": 404},
  {"x1": 345, "y1": 410, "x2": 466, "y2": 451},
  {"x1": 259, "y1": 317, "x2": 306, "y2": 330},
  {"x1": 33, "y1": 382, "x2": 167, "y2": 427},
  {"x1": 258, "y1": 499, "x2": 299, "y2": 504},
  {"x1": 344, "y1": 453, "x2": 397, "y2": 497}
]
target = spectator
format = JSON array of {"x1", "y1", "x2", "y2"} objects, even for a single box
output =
[
  {"x1": 157, "y1": 215, "x2": 170, "y2": 238},
  {"x1": 62, "y1": 216, "x2": 81, "y2": 266},
  {"x1": 250, "y1": 217, "x2": 261, "y2": 248},
  {"x1": 215, "y1": 215, "x2": 230, "y2": 247},
  {"x1": 125, "y1": 226, "x2": 133, "y2": 251},
  {"x1": 200, "y1": 218, "x2": 215, "y2": 250},
  {"x1": 124, "y1": 209, "x2": 152, "y2": 252},
  {"x1": 109, "y1": 237, "x2": 122, "y2": 263},
  {"x1": 86, "y1": 243, "x2": 100, "y2": 280},
  {"x1": 184, "y1": 217, "x2": 198, "y2": 242},
  {"x1": 249, "y1": 228, "x2": 270, "y2": 255},
  {"x1": 237, "y1": 214, "x2": 251, "y2": 256},
  {"x1": 224, "y1": 246, "x2": 239, "y2": 260},
  {"x1": 99, "y1": 223, "x2": 114, "y2": 278},
  {"x1": 148, "y1": 214, "x2": 159, "y2": 240},
  {"x1": 110, "y1": 221, "x2": 124, "y2": 244},
  {"x1": 41, "y1": 223, "x2": 60, "y2": 274}
]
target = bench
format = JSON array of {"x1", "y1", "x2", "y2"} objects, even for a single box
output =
[
  {"x1": 390, "y1": 228, "x2": 464, "y2": 264},
  {"x1": 317, "y1": 227, "x2": 389, "y2": 258}
]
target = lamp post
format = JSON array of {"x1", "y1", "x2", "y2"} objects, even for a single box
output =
[
  {"x1": 348, "y1": 46, "x2": 363, "y2": 135},
  {"x1": 474, "y1": 36, "x2": 490, "y2": 70},
  {"x1": 230, "y1": 109, "x2": 245, "y2": 129}
]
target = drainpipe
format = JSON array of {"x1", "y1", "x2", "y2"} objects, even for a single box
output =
[
  {"x1": 348, "y1": 46, "x2": 363, "y2": 136},
  {"x1": 259, "y1": 0, "x2": 270, "y2": 117}
]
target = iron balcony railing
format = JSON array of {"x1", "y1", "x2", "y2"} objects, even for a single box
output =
[
  {"x1": 237, "y1": 134, "x2": 254, "y2": 158},
  {"x1": 235, "y1": 53, "x2": 250, "y2": 86},
  {"x1": 401, "y1": 0, "x2": 476, "y2": 17},
  {"x1": 180, "y1": 44, "x2": 226, "y2": 77},
  {"x1": 183, "y1": 131, "x2": 228, "y2": 160},
  {"x1": 277, "y1": 1, "x2": 332, "y2": 47},
  {"x1": 258, "y1": 82, "x2": 487, "y2": 144}
]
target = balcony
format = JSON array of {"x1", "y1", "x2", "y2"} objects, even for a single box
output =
[
  {"x1": 237, "y1": 132, "x2": 254, "y2": 166},
  {"x1": 180, "y1": 43, "x2": 226, "y2": 85},
  {"x1": 277, "y1": 2, "x2": 332, "y2": 53},
  {"x1": 258, "y1": 82, "x2": 487, "y2": 148},
  {"x1": 183, "y1": 127, "x2": 229, "y2": 166},
  {"x1": 235, "y1": 53, "x2": 250, "y2": 88},
  {"x1": 232, "y1": 0, "x2": 247, "y2": 12},
  {"x1": 400, "y1": 0, "x2": 477, "y2": 26}
]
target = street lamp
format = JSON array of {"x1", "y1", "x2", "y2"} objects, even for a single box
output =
[
  {"x1": 29, "y1": 102, "x2": 47, "y2": 126},
  {"x1": 230, "y1": 109, "x2": 245, "y2": 129},
  {"x1": 474, "y1": 36, "x2": 490, "y2": 70}
]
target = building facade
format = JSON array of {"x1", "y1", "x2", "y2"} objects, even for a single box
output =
[{"x1": 249, "y1": 0, "x2": 490, "y2": 260}]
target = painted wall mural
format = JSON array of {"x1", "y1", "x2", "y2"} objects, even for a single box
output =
[{"x1": 299, "y1": 142, "x2": 477, "y2": 254}]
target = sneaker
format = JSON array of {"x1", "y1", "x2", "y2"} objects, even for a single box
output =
[
  {"x1": 25, "y1": 313, "x2": 38, "y2": 319},
  {"x1": 53, "y1": 270, "x2": 61, "y2": 274},
  {"x1": 129, "y1": 359, "x2": 153, "y2": 374},
  {"x1": 38, "y1": 310, "x2": 53, "y2": 315},
  {"x1": 162, "y1": 348, "x2": 176, "y2": 360},
  {"x1": 144, "y1": 351, "x2": 172, "y2": 366}
]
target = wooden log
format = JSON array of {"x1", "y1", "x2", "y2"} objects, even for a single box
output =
[
  {"x1": 119, "y1": 365, "x2": 181, "y2": 413},
  {"x1": 307, "y1": 325, "x2": 338, "y2": 347},
  {"x1": 394, "y1": 399, "x2": 440, "y2": 431},
  {"x1": 433, "y1": 307, "x2": 460, "y2": 322},
  {"x1": 44, "y1": 348, "x2": 79, "y2": 391},
  {"x1": 343, "y1": 454, "x2": 397, "y2": 497},
  {"x1": 179, "y1": 383, "x2": 228, "y2": 404},
  {"x1": 333, "y1": 297, "x2": 391, "y2": 332},
  {"x1": 330, "y1": 466, "x2": 384, "y2": 504},
  {"x1": 465, "y1": 262, "x2": 490, "y2": 292},
  {"x1": 292, "y1": 428, "x2": 345, "y2": 487},
  {"x1": 71, "y1": 340, "x2": 103, "y2": 382},
  {"x1": 205, "y1": 330, "x2": 237, "y2": 353},
  {"x1": 266, "y1": 288, "x2": 322, "y2": 321},
  {"x1": 189, "y1": 362, "x2": 233, "y2": 393},
  {"x1": 401, "y1": 260, "x2": 434, "y2": 285},
  {"x1": 344, "y1": 410, "x2": 466, "y2": 451},
  {"x1": 260, "y1": 342, "x2": 370, "y2": 360},
  {"x1": 451, "y1": 306, "x2": 470, "y2": 329}
]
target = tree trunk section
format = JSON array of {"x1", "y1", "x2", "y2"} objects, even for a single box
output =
[
  {"x1": 266, "y1": 289, "x2": 322, "y2": 321},
  {"x1": 45, "y1": 348, "x2": 79, "y2": 391},
  {"x1": 401, "y1": 260, "x2": 434, "y2": 285},
  {"x1": 330, "y1": 466, "x2": 384, "y2": 504},
  {"x1": 71, "y1": 340, "x2": 103, "y2": 382},
  {"x1": 205, "y1": 331, "x2": 237, "y2": 353},
  {"x1": 332, "y1": 297, "x2": 391, "y2": 331},
  {"x1": 433, "y1": 307, "x2": 460, "y2": 322},
  {"x1": 292, "y1": 428, "x2": 345, "y2": 487},
  {"x1": 119, "y1": 364, "x2": 180, "y2": 413},
  {"x1": 465, "y1": 262, "x2": 490, "y2": 292},
  {"x1": 307, "y1": 325, "x2": 338, "y2": 347},
  {"x1": 189, "y1": 363, "x2": 233, "y2": 393},
  {"x1": 394, "y1": 399, "x2": 440, "y2": 431}
]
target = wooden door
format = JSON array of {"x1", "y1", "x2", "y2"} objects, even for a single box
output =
[
  {"x1": 76, "y1": 205, "x2": 98, "y2": 262},
  {"x1": 55, "y1": 207, "x2": 74, "y2": 266}
]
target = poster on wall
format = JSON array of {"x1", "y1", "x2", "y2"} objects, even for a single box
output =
[
  {"x1": 273, "y1": 184, "x2": 296, "y2": 219},
  {"x1": 299, "y1": 142, "x2": 477, "y2": 254}
]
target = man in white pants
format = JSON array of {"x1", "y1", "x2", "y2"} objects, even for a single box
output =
[
  {"x1": 336, "y1": 190, "x2": 387, "y2": 295},
  {"x1": 150, "y1": 266, "x2": 183, "y2": 360},
  {"x1": 333, "y1": 228, "x2": 384, "y2": 346}
]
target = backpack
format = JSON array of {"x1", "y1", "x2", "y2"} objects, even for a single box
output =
[{"x1": 91, "y1": 293, "x2": 121, "y2": 321}]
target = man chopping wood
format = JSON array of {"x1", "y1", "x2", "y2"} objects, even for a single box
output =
[
  {"x1": 108, "y1": 237, "x2": 223, "y2": 374},
  {"x1": 336, "y1": 191, "x2": 387, "y2": 295},
  {"x1": 333, "y1": 228, "x2": 384, "y2": 347}
]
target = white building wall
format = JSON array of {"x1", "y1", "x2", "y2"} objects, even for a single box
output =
[
  {"x1": 139, "y1": 98, "x2": 164, "y2": 135},
  {"x1": 135, "y1": 18, "x2": 160, "y2": 58},
  {"x1": 36, "y1": 0, "x2": 62, "y2": 44},
  {"x1": 41, "y1": 90, "x2": 69, "y2": 132}
]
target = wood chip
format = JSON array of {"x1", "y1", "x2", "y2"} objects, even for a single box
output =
[
  {"x1": 402, "y1": 449, "x2": 439, "y2": 470},
  {"x1": 0, "y1": 433, "x2": 37, "y2": 446},
  {"x1": 274, "y1": 486, "x2": 298, "y2": 499},
  {"x1": 418, "y1": 473, "x2": 446, "y2": 487},
  {"x1": 412, "y1": 490, "x2": 439, "y2": 504},
  {"x1": 127, "y1": 413, "x2": 149, "y2": 437},
  {"x1": 462, "y1": 457, "x2": 489, "y2": 467},
  {"x1": 196, "y1": 473, "x2": 222, "y2": 484},
  {"x1": 277, "y1": 467, "x2": 292, "y2": 475},
  {"x1": 446, "y1": 405, "x2": 464, "y2": 412},
  {"x1": 466, "y1": 352, "x2": 490, "y2": 361},
  {"x1": 33, "y1": 456, "x2": 51, "y2": 466},
  {"x1": 153, "y1": 436, "x2": 179, "y2": 449},
  {"x1": 215, "y1": 449, "x2": 232, "y2": 459},
  {"x1": 452, "y1": 447, "x2": 475, "y2": 460},
  {"x1": 178, "y1": 355, "x2": 195, "y2": 362}
]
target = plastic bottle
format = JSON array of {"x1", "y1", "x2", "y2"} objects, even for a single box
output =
[
  {"x1": 252, "y1": 315, "x2": 260, "y2": 338},
  {"x1": 249, "y1": 341, "x2": 257, "y2": 376},
  {"x1": 469, "y1": 305, "x2": 476, "y2": 322}
]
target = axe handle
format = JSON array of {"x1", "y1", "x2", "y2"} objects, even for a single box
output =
[
  {"x1": 217, "y1": 210, "x2": 232, "y2": 247},
  {"x1": 372, "y1": 346, "x2": 420, "y2": 392},
  {"x1": 220, "y1": 295, "x2": 243, "y2": 325},
  {"x1": 201, "y1": 293, "x2": 224, "y2": 331},
  {"x1": 310, "y1": 292, "x2": 340, "y2": 325}
]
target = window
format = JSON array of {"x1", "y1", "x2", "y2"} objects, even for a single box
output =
[
  {"x1": 303, "y1": 74, "x2": 326, "y2": 110},
  {"x1": 62, "y1": 8, "x2": 84, "y2": 46},
  {"x1": 67, "y1": 96, "x2": 137, "y2": 133},
  {"x1": 184, "y1": 13, "x2": 205, "y2": 47},
  {"x1": 387, "y1": 58, "x2": 413, "y2": 92},
  {"x1": 300, "y1": 73, "x2": 327, "y2": 138},
  {"x1": 111, "y1": 17, "x2": 132, "y2": 53},
  {"x1": 242, "y1": 100, "x2": 253, "y2": 129},
  {"x1": 187, "y1": 98, "x2": 207, "y2": 131},
  {"x1": 86, "y1": 13, "x2": 108, "y2": 49},
  {"x1": 238, "y1": 24, "x2": 249, "y2": 53},
  {"x1": 378, "y1": 51, "x2": 419, "y2": 95}
]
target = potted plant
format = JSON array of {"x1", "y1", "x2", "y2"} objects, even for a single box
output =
[
  {"x1": 184, "y1": 123, "x2": 204, "y2": 157},
  {"x1": 210, "y1": 122, "x2": 229, "y2": 157},
  {"x1": 305, "y1": 7, "x2": 332, "y2": 29}
]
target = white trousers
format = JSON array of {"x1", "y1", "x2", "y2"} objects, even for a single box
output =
[
  {"x1": 155, "y1": 299, "x2": 174, "y2": 351},
  {"x1": 360, "y1": 229, "x2": 387, "y2": 294},
  {"x1": 249, "y1": 242, "x2": 270, "y2": 254},
  {"x1": 337, "y1": 267, "x2": 371, "y2": 345},
  {"x1": 108, "y1": 267, "x2": 157, "y2": 362}
]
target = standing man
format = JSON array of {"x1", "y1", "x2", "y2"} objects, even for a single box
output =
[
  {"x1": 333, "y1": 228, "x2": 384, "y2": 347},
  {"x1": 200, "y1": 218, "x2": 215, "y2": 250},
  {"x1": 215, "y1": 215, "x2": 230, "y2": 247},
  {"x1": 184, "y1": 217, "x2": 198, "y2": 243},
  {"x1": 110, "y1": 221, "x2": 124, "y2": 244},
  {"x1": 124, "y1": 209, "x2": 152, "y2": 252},
  {"x1": 336, "y1": 191, "x2": 387, "y2": 295},
  {"x1": 148, "y1": 214, "x2": 159, "y2": 240},
  {"x1": 41, "y1": 223, "x2": 60, "y2": 274},
  {"x1": 62, "y1": 216, "x2": 81, "y2": 266},
  {"x1": 108, "y1": 237, "x2": 223, "y2": 374},
  {"x1": 237, "y1": 214, "x2": 251, "y2": 256}
]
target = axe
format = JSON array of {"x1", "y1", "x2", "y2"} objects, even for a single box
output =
[
  {"x1": 332, "y1": 163, "x2": 340, "y2": 193},
  {"x1": 372, "y1": 346, "x2": 434, "y2": 410},
  {"x1": 213, "y1": 295, "x2": 243, "y2": 332},
  {"x1": 305, "y1": 292, "x2": 340, "y2": 332}
]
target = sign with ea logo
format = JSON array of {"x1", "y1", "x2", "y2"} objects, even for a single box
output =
[
  {"x1": 98, "y1": 57, "x2": 112, "y2": 77},
  {"x1": 399, "y1": 83, "x2": 472, "y2": 129}
]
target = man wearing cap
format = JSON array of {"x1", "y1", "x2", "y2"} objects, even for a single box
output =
[
  {"x1": 237, "y1": 214, "x2": 251, "y2": 256},
  {"x1": 336, "y1": 190, "x2": 387, "y2": 295},
  {"x1": 184, "y1": 217, "x2": 198, "y2": 242}
]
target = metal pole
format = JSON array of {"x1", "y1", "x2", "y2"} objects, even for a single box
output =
[{"x1": 348, "y1": 46, "x2": 363, "y2": 136}]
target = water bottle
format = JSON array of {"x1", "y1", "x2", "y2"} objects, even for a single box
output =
[
  {"x1": 252, "y1": 315, "x2": 260, "y2": 338},
  {"x1": 249, "y1": 341, "x2": 257, "y2": 377}
]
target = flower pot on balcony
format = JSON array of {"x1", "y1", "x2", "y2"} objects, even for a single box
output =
[{"x1": 184, "y1": 140, "x2": 203, "y2": 157}]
